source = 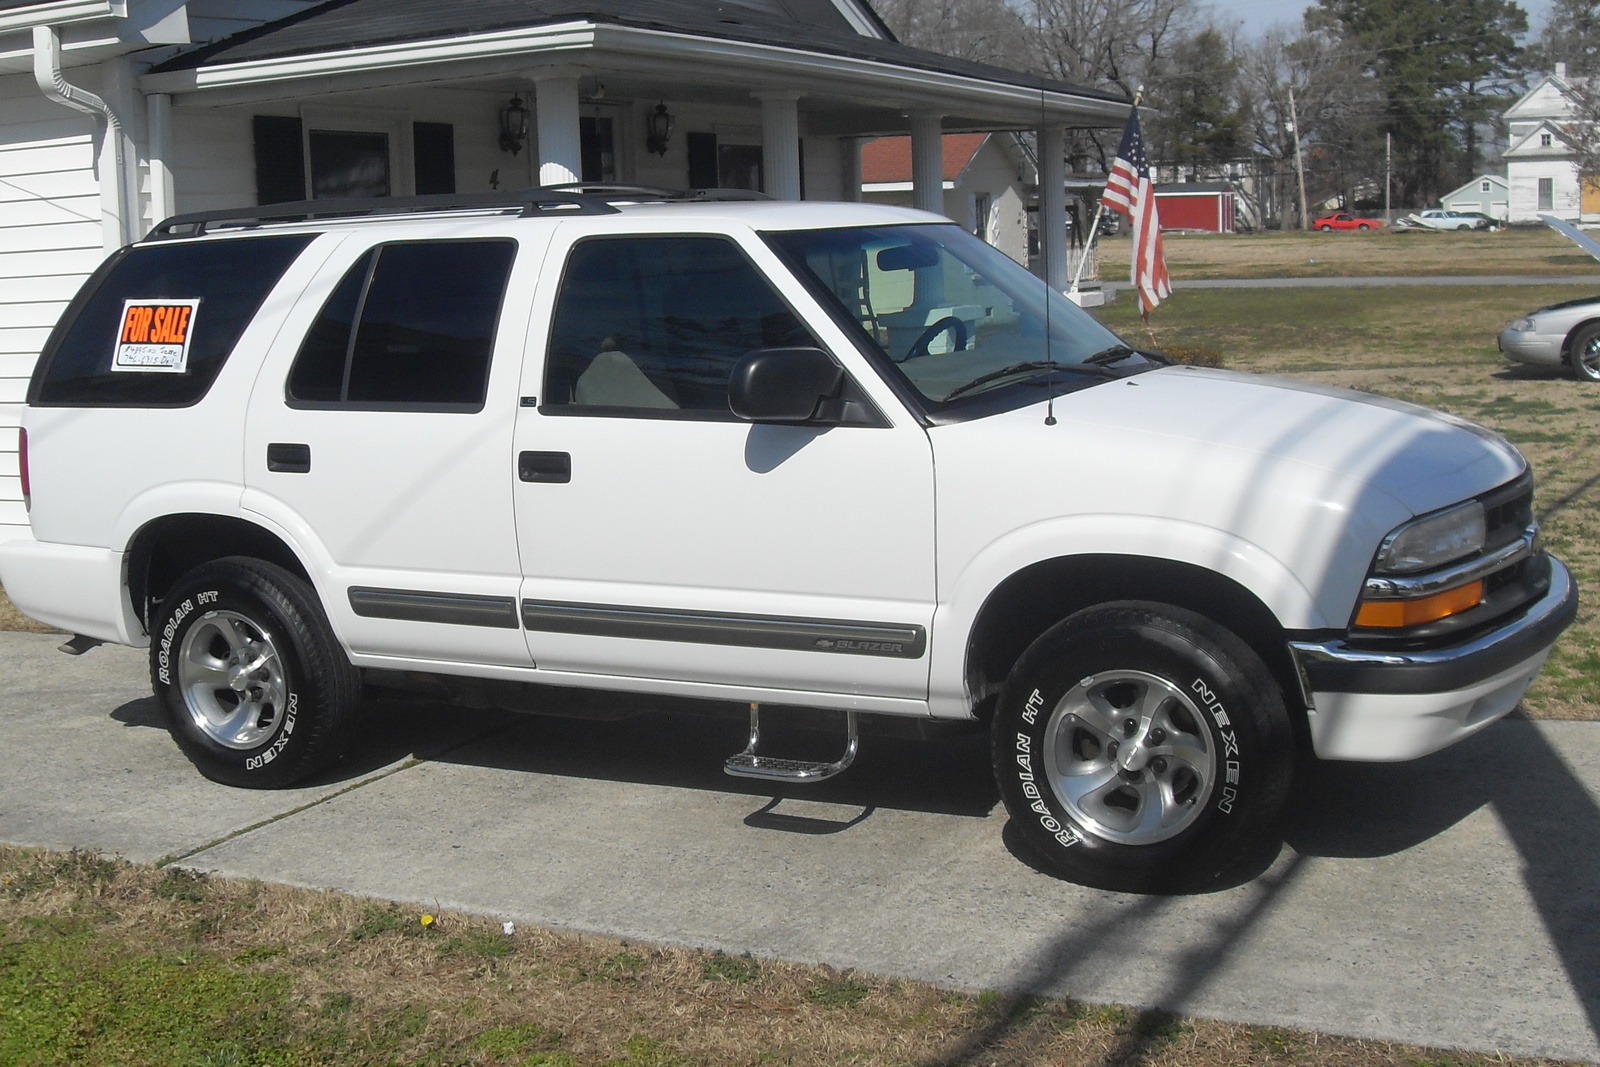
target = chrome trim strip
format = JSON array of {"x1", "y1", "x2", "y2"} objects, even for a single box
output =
[
  {"x1": 520, "y1": 599, "x2": 927, "y2": 658},
  {"x1": 348, "y1": 587, "x2": 519, "y2": 629},
  {"x1": 1363, "y1": 525, "x2": 1537, "y2": 600}
]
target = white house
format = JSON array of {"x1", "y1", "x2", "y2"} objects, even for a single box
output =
[
  {"x1": 0, "y1": 0, "x2": 1127, "y2": 544},
  {"x1": 1501, "y1": 63, "x2": 1592, "y2": 223},
  {"x1": 859, "y1": 132, "x2": 1032, "y2": 265}
]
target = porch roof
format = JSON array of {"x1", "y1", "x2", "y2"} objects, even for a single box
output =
[{"x1": 139, "y1": 0, "x2": 1126, "y2": 132}]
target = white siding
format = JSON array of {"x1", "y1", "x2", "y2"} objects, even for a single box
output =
[
  {"x1": 0, "y1": 71, "x2": 105, "y2": 544},
  {"x1": 1508, "y1": 158, "x2": 1581, "y2": 222}
]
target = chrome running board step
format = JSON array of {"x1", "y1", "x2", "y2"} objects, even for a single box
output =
[{"x1": 723, "y1": 704, "x2": 858, "y2": 782}]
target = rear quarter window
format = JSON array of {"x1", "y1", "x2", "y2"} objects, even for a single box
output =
[{"x1": 29, "y1": 234, "x2": 315, "y2": 407}]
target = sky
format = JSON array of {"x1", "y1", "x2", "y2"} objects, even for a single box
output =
[{"x1": 1204, "y1": 0, "x2": 1554, "y2": 38}]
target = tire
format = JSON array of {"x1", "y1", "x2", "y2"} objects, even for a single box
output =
[
  {"x1": 1357, "y1": 223, "x2": 1371, "y2": 231},
  {"x1": 1317, "y1": 224, "x2": 1331, "y2": 231},
  {"x1": 150, "y1": 557, "x2": 361, "y2": 788},
  {"x1": 1569, "y1": 323, "x2": 1600, "y2": 382},
  {"x1": 991, "y1": 602, "x2": 1293, "y2": 892}
]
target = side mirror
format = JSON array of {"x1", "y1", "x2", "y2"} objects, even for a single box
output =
[{"x1": 729, "y1": 347, "x2": 844, "y2": 423}]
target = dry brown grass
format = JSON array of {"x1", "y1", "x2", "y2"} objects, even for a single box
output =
[
  {"x1": 1098, "y1": 226, "x2": 1600, "y2": 280},
  {"x1": 0, "y1": 845, "x2": 1580, "y2": 1067}
]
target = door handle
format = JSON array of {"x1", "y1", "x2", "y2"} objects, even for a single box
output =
[
  {"x1": 519, "y1": 451, "x2": 571, "y2": 483},
  {"x1": 267, "y1": 443, "x2": 311, "y2": 473}
]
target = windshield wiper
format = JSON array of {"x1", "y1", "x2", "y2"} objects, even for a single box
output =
[
  {"x1": 1082, "y1": 344, "x2": 1139, "y2": 366},
  {"x1": 941, "y1": 359, "x2": 1111, "y2": 402}
]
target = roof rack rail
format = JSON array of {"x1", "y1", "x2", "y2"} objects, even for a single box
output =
[
  {"x1": 542, "y1": 182, "x2": 682, "y2": 200},
  {"x1": 146, "y1": 188, "x2": 618, "y2": 240},
  {"x1": 542, "y1": 182, "x2": 773, "y2": 203}
]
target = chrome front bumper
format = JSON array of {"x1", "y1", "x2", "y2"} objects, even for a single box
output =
[{"x1": 1288, "y1": 555, "x2": 1577, "y2": 761}]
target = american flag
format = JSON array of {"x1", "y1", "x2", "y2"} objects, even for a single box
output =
[{"x1": 1101, "y1": 106, "x2": 1171, "y2": 314}]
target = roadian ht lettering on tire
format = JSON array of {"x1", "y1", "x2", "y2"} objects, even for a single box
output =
[
  {"x1": 992, "y1": 602, "x2": 1294, "y2": 892},
  {"x1": 151, "y1": 557, "x2": 360, "y2": 788}
]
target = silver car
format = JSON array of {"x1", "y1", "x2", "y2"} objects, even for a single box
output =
[{"x1": 1498, "y1": 215, "x2": 1600, "y2": 382}]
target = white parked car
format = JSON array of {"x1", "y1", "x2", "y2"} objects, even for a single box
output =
[
  {"x1": 1397, "y1": 209, "x2": 1492, "y2": 231},
  {"x1": 1499, "y1": 213, "x2": 1600, "y2": 381},
  {"x1": 0, "y1": 190, "x2": 1575, "y2": 892}
]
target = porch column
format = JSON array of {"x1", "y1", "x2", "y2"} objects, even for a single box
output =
[
  {"x1": 147, "y1": 93, "x2": 175, "y2": 221},
  {"x1": 909, "y1": 111, "x2": 943, "y2": 216},
  {"x1": 534, "y1": 73, "x2": 581, "y2": 186},
  {"x1": 756, "y1": 91, "x2": 802, "y2": 200},
  {"x1": 840, "y1": 136, "x2": 862, "y2": 202},
  {"x1": 1038, "y1": 124, "x2": 1067, "y2": 290}
]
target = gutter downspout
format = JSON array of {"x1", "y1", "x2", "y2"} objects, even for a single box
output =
[{"x1": 34, "y1": 23, "x2": 136, "y2": 248}]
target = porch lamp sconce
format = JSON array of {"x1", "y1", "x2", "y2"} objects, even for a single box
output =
[
  {"x1": 500, "y1": 95, "x2": 529, "y2": 155},
  {"x1": 646, "y1": 102, "x2": 674, "y2": 156}
]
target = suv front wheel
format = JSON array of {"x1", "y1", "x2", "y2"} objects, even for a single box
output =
[
  {"x1": 992, "y1": 602, "x2": 1293, "y2": 892},
  {"x1": 150, "y1": 557, "x2": 360, "y2": 788}
]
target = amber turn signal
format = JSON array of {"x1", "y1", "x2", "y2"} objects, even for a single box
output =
[{"x1": 1356, "y1": 580, "x2": 1484, "y2": 628}]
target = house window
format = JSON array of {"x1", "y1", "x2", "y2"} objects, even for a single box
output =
[
  {"x1": 974, "y1": 192, "x2": 992, "y2": 243},
  {"x1": 1539, "y1": 178, "x2": 1555, "y2": 211},
  {"x1": 252, "y1": 114, "x2": 453, "y2": 204},
  {"x1": 1480, "y1": 180, "x2": 1491, "y2": 192},
  {"x1": 309, "y1": 130, "x2": 391, "y2": 199},
  {"x1": 1541, "y1": 133, "x2": 1554, "y2": 147},
  {"x1": 685, "y1": 132, "x2": 765, "y2": 191}
]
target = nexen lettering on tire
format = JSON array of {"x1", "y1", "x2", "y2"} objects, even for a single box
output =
[{"x1": 1191, "y1": 678, "x2": 1241, "y2": 814}]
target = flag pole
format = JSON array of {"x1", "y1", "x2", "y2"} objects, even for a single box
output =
[{"x1": 1070, "y1": 87, "x2": 1142, "y2": 299}]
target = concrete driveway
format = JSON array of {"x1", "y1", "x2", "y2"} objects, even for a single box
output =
[{"x1": 2, "y1": 630, "x2": 1596, "y2": 1064}]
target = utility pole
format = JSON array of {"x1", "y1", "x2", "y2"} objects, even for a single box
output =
[
  {"x1": 1385, "y1": 132, "x2": 1392, "y2": 222},
  {"x1": 1289, "y1": 84, "x2": 1309, "y2": 230}
]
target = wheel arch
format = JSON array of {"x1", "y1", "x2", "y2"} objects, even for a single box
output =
[
  {"x1": 1560, "y1": 316, "x2": 1600, "y2": 359},
  {"x1": 961, "y1": 554, "x2": 1306, "y2": 731},
  {"x1": 126, "y1": 513, "x2": 310, "y2": 635}
]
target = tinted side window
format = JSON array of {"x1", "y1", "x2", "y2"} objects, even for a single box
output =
[
  {"x1": 30, "y1": 235, "x2": 314, "y2": 407},
  {"x1": 287, "y1": 240, "x2": 516, "y2": 410},
  {"x1": 544, "y1": 236, "x2": 815, "y2": 416}
]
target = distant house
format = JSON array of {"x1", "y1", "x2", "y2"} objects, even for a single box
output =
[
  {"x1": 1441, "y1": 175, "x2": 1510, "y2": 221},
  {"x1": 1501, "y1": 64, "x2": 1589, "y2": 222},
  {"x1": 860, "y1": 133, "x2": 1033, "y2": 265},
  {"x1": 1152, "y1": 182, "x2": 1237, "y2": 233}
]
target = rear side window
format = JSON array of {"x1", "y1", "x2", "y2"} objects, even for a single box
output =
[
  {"x1": 287, "y1": 239, "x2": 517, "y2": 411},
  {"x1": 30, "y1": 235, "x2": 314, "y2": 407}
]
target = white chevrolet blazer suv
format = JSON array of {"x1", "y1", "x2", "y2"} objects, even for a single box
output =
[{"x1": 0, "y1": 189, "x2": 1576, "y2": 891}]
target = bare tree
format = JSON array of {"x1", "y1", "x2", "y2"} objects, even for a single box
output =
[
  {"x1": 872, "y1": 0, "x2": 1032, "y2": 67},
  {"x1": 1239, "y1": 25, "x2": 1384, "y2": 226}
]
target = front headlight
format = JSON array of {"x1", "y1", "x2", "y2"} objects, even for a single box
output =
[
  {"x1": 1375, "y1": 501, "x2": 1486, "y2": 575},
  {"x1": 1508, "y1": 316, "x2": 1535, "y2": 332}
]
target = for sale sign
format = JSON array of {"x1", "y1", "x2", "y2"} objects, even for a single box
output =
[{"x1": 113, "y1": 299, "x2": 200, "y2": 373}]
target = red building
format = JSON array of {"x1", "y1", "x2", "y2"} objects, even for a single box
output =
[{"x1": 1152, "y1": 182, "x2": 1238, "y2": 233}]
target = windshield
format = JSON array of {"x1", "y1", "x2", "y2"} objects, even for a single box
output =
[{"x1": 765, "y1": 223, "x2": 1140, "y2": 408}]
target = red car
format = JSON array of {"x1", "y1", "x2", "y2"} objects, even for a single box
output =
[{"x1": 1313, "y1": 212, "x2": 1383, "y2": 231}]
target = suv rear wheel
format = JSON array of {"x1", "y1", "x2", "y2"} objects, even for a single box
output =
[
  {"x1": 992, "y1": 602, "x2": 1293, "y2": 892},
  {"x1": 150, "y1": 557, "x2": 360, "y2": 788}
]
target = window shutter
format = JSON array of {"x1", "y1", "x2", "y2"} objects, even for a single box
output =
[
  {"x1": 253, "y1": 116, "x2": 306, "y2": 204},
  {"x1": 687, "y1": 132, "x2": 718, "y2": 190},
  {"x1": 414, "y1": 122, "x2": 456, "y2": 195}
]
